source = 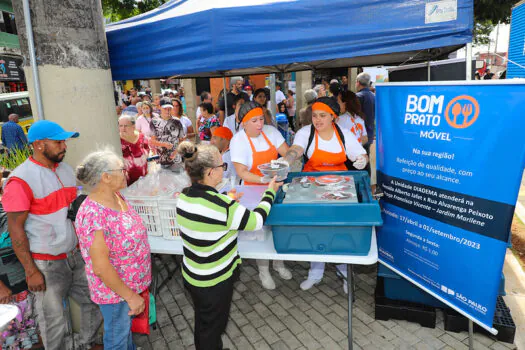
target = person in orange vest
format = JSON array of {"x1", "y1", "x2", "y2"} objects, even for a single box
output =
[
  {"x1": 278, "y1": 97, "x2": 368, "y2": 292},
  {"x1": 230, "y1": 102, "x2": 292, "y2": 289}
]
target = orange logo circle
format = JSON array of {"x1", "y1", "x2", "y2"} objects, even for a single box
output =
[{"x1": 444, "y1": 95, "x2": 479, "y2": 129}]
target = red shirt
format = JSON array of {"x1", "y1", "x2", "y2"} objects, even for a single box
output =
[{"x1": 121, "y1": 133, "x2": 149, "y2": 186}]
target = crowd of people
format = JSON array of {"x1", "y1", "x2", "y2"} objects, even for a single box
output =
[{"x1": 0, "y1": 72, "x2": 376, "y2": 350}]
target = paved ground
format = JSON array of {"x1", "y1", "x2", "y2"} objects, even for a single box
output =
[{"x1": 133, "y1": 258, "x2": 518, "y2": 350}]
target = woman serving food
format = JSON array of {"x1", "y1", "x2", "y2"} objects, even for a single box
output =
[
  {"x1": 230, "y1": 101, "x2": 293, "y2": 289},
  {"x1": 278, "y1": 97, "x2": 368, "y2": 292}
]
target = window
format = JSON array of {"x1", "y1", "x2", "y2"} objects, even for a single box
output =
[{"x1": 0, "y1": 12, "x2": 17, "y2": 35}]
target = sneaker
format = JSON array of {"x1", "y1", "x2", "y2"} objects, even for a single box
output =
[
  {"x1": 300, "y1": 278, "x2": 321, "y2": 291},
  {"x1": 274, "y1": 267, "x2": 292, "y2": 280},
  {"x1": 259, "y1": 270, "x2": 276, "y2": 290}
]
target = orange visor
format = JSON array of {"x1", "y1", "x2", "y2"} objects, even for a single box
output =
[
  {"x1": 312, "y1": 102, "x2": 336, "y2": 116},
  {"x1": 241, "y1": 107, "x2": 264, "y2": 123}
]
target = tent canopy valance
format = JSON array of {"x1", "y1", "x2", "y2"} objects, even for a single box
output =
[{"x1": 105, "y1": 0, "x2": 473, "y2": 80}]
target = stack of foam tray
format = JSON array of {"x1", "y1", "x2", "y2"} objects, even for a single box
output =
[
  {"x1": 444, "y1": 296, "x2": 516, "y2": 344},
  {"x1": 266, "y1": 171, "x2": 382, "y2": 255},
  {"x1": 375, "y1": 264, "x2": 506, "y2": 329}
]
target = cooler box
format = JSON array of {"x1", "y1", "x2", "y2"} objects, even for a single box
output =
[
  {"x1": 266, "y1": 171, "x2": 382, "y2": 255},
  {"x1": 378, "y1": 264, "x2": 506, "y2": 307}
]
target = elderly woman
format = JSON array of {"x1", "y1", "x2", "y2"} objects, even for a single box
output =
[
  {"x1": 176, "y1": 141, "x2": 282, "y2": 350},
  {"x1": 230, "y1": 102, "x2": 292, "y2": 289},
  {"x1": 76, "y1": 150, "x2": 151, "y2": 350},
  {"x1": 119, "y1": 115, "x2": 149, "y2": 186},
  {"x1": 279, "y1": 97, "x2": 367, "y2": 292},
  {"x1": 198, "y1": 102, "x2": 220, "y2": 142},
  {"x1": 150, "y1": 103, "x2": 185, "y2": 167}
]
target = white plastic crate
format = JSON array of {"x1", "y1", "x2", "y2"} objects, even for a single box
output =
[
  {"x1": 126, "y1": 196, "x2": 163, "y2": 237},
  {"x1": 158, "y1": 198, "x2": 181, "y2": 240}
]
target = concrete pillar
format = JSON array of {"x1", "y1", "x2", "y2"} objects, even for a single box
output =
[
  {"x1": 295, "y1": 70, "x2": 312, "y2": 111},
  {"x1": 150, "y1": 79, "x2": 161, "y2": 94},
  {"x1": 182, "y1": 78, "x2": 197, "y2": 127},
  {"x1": 13, "y1": 0, "x2": 121, "y2": 168},
  {"x1": 349, "y1": 67, "x2": 358, "y2": 92}
]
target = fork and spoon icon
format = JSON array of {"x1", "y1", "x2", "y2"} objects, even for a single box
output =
[{"x1": 451, "y1": 102, "x2": 473, "y2": 126}]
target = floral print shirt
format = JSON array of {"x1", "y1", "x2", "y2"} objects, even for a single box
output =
[
  {"x1": 198, "y1": 116, "x2": 220, "y2": 141},
  {"x1": 76, "y1": 195, "x2": 152, "y2": 304}
]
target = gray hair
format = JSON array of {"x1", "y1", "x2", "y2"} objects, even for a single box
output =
[
  {"x1": 136, "y1": 102, "x2": 143, "y2": 109},
  {"x1": 230, "y1": 76, "x2": 243, "y2": 88},
  {"x1": 313, "y1": 84, "x2": 324, "y2": 96},
  {"x1": 118, "y1": 114, "x2": 136, "y2": 125},
  {"x1": 304, "y1": 89, "x2": 317, "y2": 104},
  {"x1": 177, "y1": 141, "x2": 220, "y2": 184},
  {"x1": 356, "y1": 72, "x2": 371, "y2": 87},
  {"x1": 76, "y1": 149, "x2": 123, "y2": 191}
]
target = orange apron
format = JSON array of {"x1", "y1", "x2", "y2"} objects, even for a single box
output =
[
  {"x1": 303, "y1": 125, "x2": 348, "y2": 172},
  {"x1": 245, "y1": 131, "x2": 278, "y2": 186}
]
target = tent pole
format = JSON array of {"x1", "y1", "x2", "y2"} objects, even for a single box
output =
[
  {"x1": 427, "y1": 61, "x2": 431, "y2": 81},
  {"x1": 466, "y1": 43, "x2": 473, "y2": 80},
  {"x1": 270, "y1": 73, "x2": 276, "y2": 124},
  {"x1": 223, "y1": 76, "x2": 228, "y2": 118}
]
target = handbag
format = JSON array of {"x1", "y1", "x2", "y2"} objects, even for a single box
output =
[{"x1": 131, "y1": 289, "x2": 150, "y2": 335}]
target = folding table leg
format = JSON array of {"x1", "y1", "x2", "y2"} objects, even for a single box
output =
[{"x1": 347, "y1": 264, "x2": 353, "y2": 350}]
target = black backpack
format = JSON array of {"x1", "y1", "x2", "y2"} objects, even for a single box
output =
[{"x1": 302, "y1": 124, "x2": 357, "y2": 171}]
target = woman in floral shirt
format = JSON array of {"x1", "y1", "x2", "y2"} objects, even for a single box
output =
[
  {"x1": 75, "y1": 150, "x2": 151, "y2": 350},
  {"x1": 198, "y1": 102, "x2": 220, "y2": 142}
]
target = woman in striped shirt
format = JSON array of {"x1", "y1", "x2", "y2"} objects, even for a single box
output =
[{"x1": 176, "y1": 141, "x2": 282, "y2": 350}]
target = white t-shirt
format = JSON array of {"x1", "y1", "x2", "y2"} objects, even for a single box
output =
[
  {"x1": 276, "y1": 90, "x2": 286, "y2": 105},
  {"x1": 337, "y1": 113, "x2": 368, "y2": 137},
  {"x1": 230, "y1": 125, "x2": 285, "y2": 171},
  {"x1": 293, "y1": 125, "x2": 366, "y2": 161},
  {"x1": 174, "y1": 117, "x2": 188, "y2": 136},
  {"x1": 180, "y1": 116, "x2": 193, "y2": 131},
  {"x1": 222, "y1": 149, "x2": 237, "y2": 180},
  {"x1": 135, "y1": 115, "x2": 153, "y2": 138}
]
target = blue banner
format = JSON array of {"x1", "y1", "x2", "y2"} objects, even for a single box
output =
[{"x1": 376, "y1": 81, "x2": 525, "y2": 333}]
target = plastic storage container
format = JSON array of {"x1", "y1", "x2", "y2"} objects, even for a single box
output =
[
  {"x1": 378, "y1": 264, "x2": 506, "y2": 307},
  {"x1": 266, "y1": 171, "x2": 382, "y2": 255}
]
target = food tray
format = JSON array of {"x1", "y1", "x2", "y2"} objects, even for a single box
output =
[{"x1": 266, "y1": 171, "x2": 382, "y2": 255}]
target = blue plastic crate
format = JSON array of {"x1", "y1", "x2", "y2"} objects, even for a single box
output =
[
  {"x1": 266, "y1": 171, "x2": 382, "y2": 255},
  {"x1": 379, "y1": 264, "x2": 506, "y2": 307},
  {"x1": 378, "y1": 264, "x2": 447, "y2": 308}
]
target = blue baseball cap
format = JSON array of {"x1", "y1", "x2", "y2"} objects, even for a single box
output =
[{"x1": 28, "y1": 120, "x2": 80, "y2": 143}]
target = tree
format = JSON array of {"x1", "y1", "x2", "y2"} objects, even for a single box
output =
[
  {"x1": 102, "y1": 0, "x2": 169, "y2": 23},
  {"x1": 472, "y1": 0, "x2": 514, "y2": 48},
  {"x1": 474, "y1": 0, "x2": 514, "y2": 24},
  {"x1": 472, "y1": 20, "x2": 494, "y2": 46}
]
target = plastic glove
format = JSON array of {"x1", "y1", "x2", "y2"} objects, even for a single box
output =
[
  {"x1": 353, "y1": 155, "x2": 367, "y2": 170},
  {"x1": 271, "y1": 158, "x2": 289, "y2": 168}
]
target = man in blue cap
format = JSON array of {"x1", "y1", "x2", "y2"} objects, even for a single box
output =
[{"x1": 3, "y1": 120, "x2": 102, "y2": 350}]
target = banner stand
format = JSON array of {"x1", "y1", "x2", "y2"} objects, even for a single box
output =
[{"x1": 469, "y1": 320, "x2": 474, "y2": 349}]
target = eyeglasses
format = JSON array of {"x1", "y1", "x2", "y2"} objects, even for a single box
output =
[
  {"x1": 106, "y1": 168, "x2": 126, "y2": 174},
  {"x1": 208, "y1": 162, "x2": 227, "y2": 176}
]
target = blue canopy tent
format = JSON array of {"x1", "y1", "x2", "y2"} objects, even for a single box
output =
[{"x1": 106, "y1": 0, "x2": 473, "y2": 80}]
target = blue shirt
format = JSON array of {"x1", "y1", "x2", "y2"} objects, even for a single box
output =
[
  {"x1": 1, "y1": 121, "x2": 28, "y2": 150},
  {"x1": 356, "y1": 88, "x2": 375, "y2": 145}
]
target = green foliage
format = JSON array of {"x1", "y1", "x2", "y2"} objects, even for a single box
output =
[
  {"x1": 0, "y1": 146, "x2": 32, "y2": 171},
  {"x1": 472, "y1": 1, "x2": 514, "y2": 48},
  {"x1": 102, "y1": 0, "x2": 169, "y2": 23},
  {"x1": 473, "y1": 20, "x2": 495, "y2": 46},
  {"x1": 474, "y1": 0, "x2": 514, "y2": 24}
]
